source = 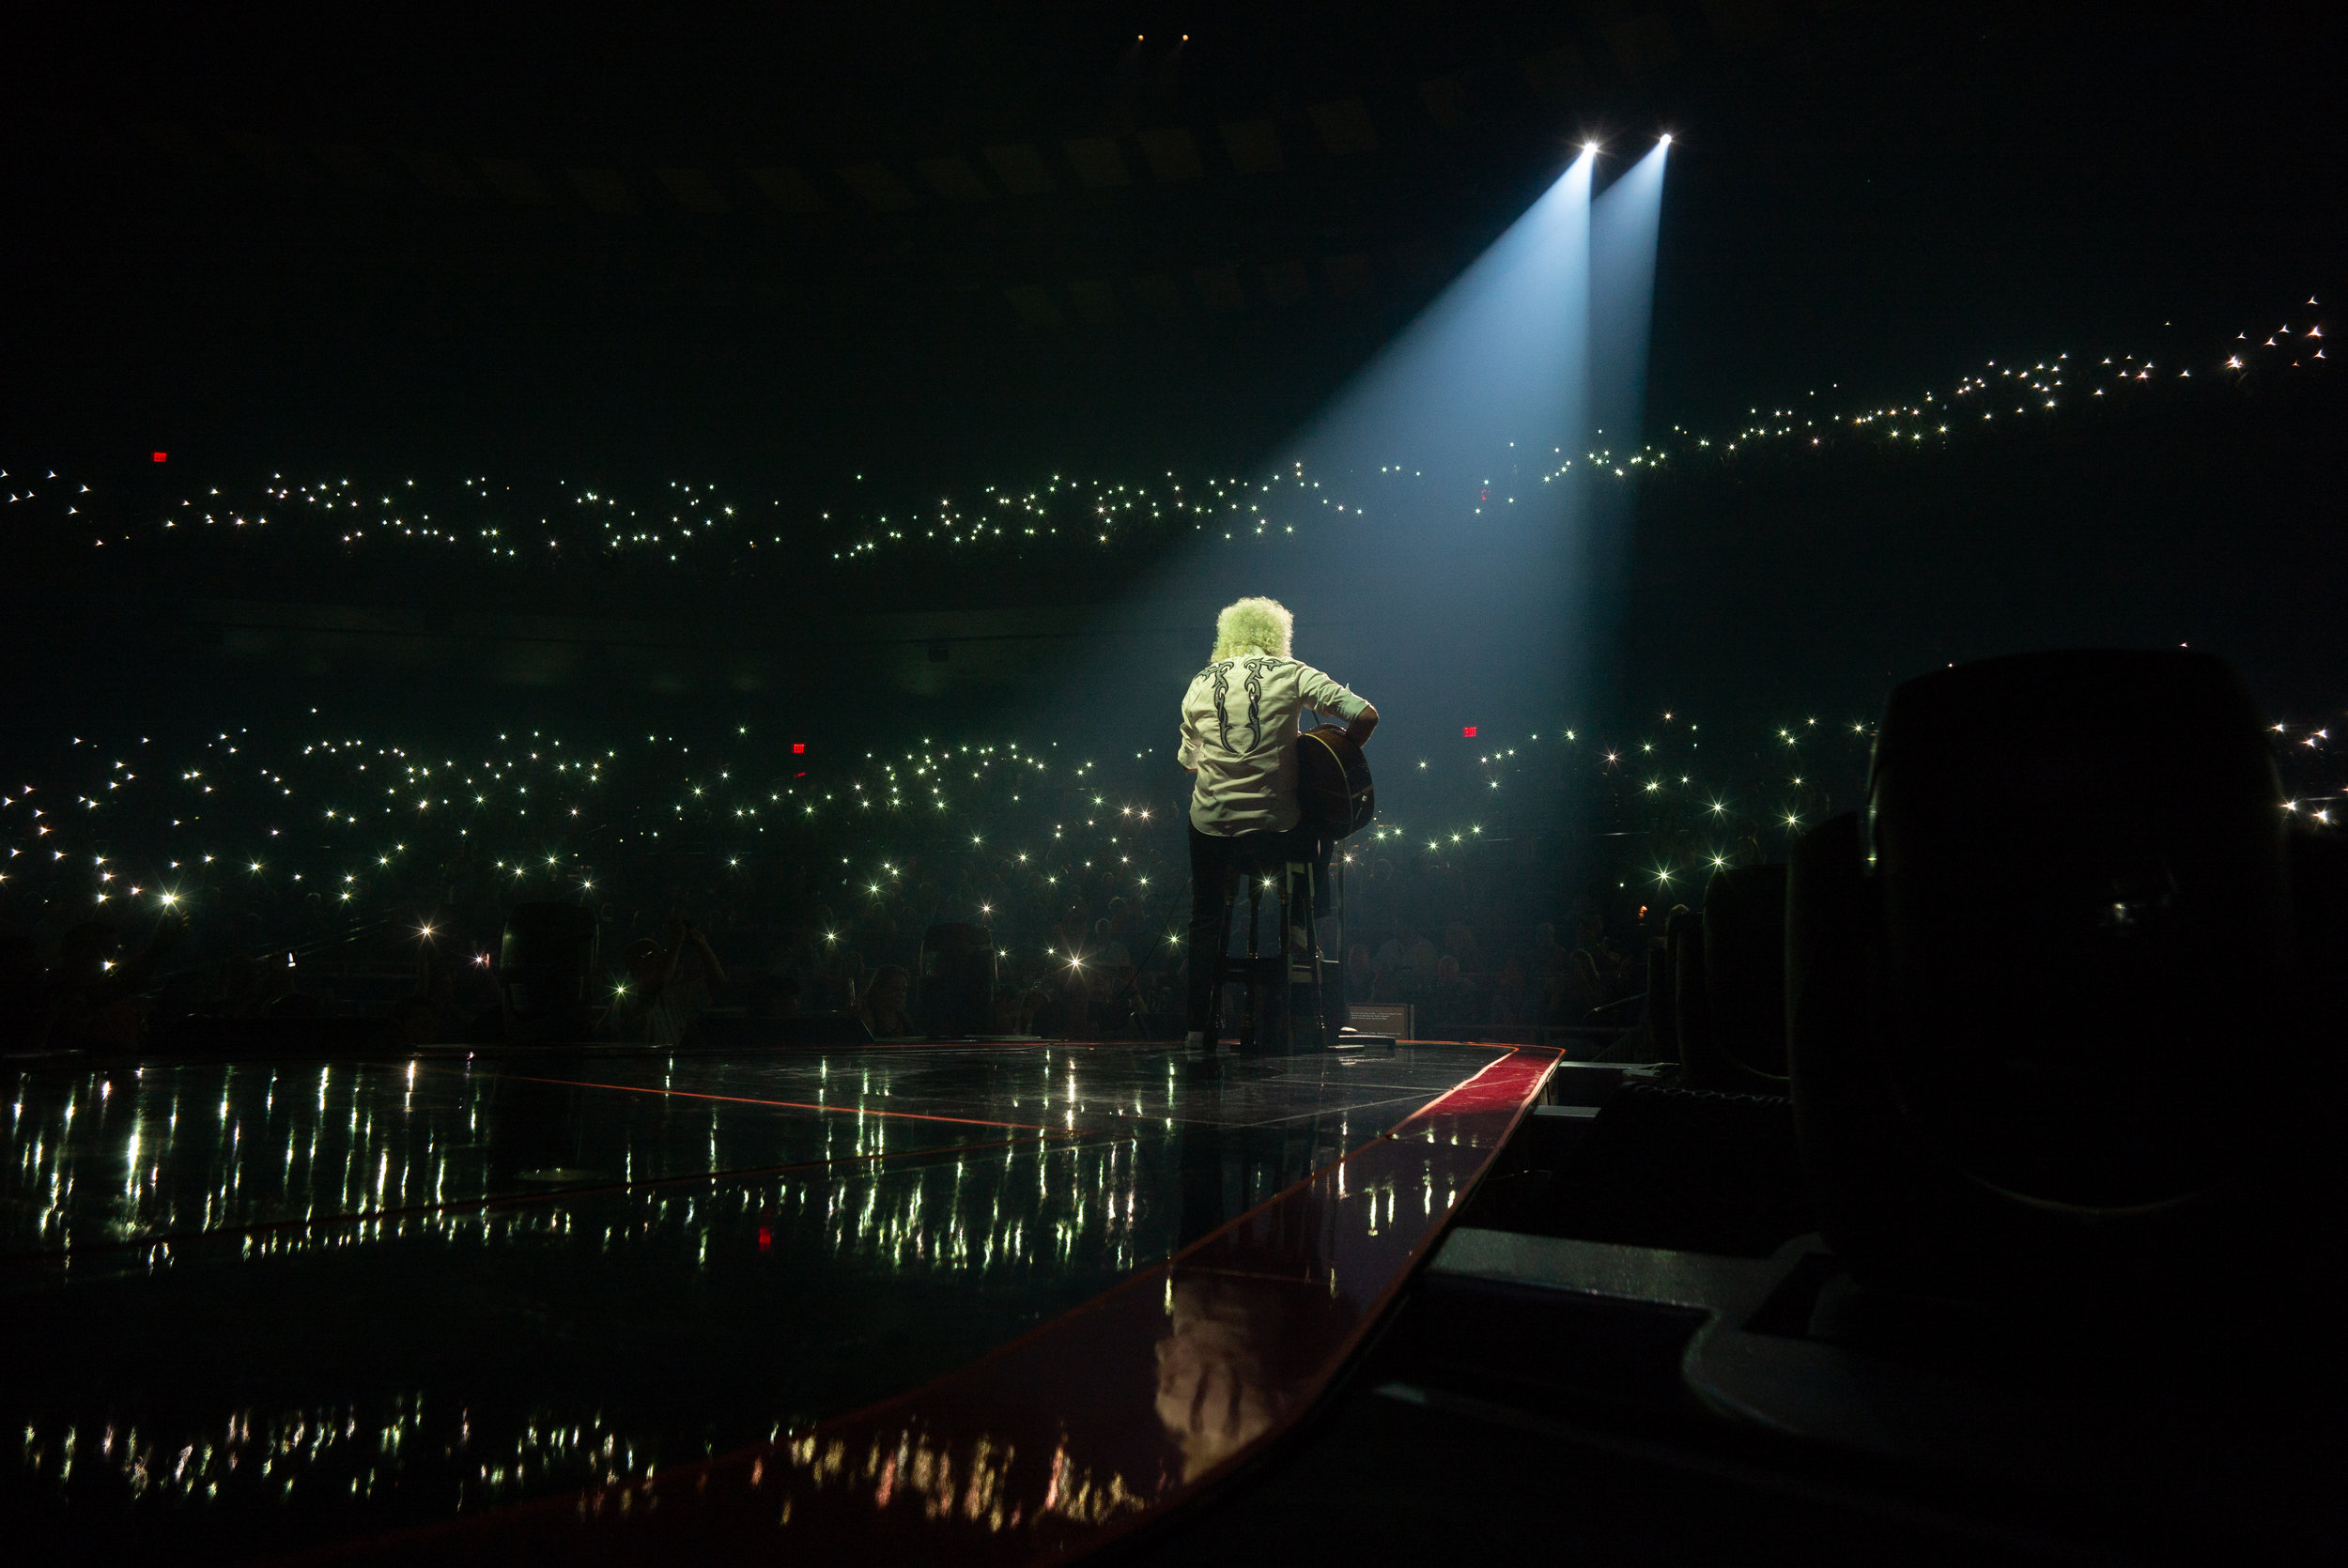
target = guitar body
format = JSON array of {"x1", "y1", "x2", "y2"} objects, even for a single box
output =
[{"x1": 1297, "y1": 725, "x2": 1377, "y2": 839}]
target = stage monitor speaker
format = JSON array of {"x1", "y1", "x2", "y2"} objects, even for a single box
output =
[
  {"x1": 918, "y1": 922, "x2": 996, "y2": 1037},
  {"x1": 1794, "y1": 648, "x2": 2302, "y2": 1303}
]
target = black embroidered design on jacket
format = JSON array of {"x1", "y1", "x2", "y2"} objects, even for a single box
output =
[
  {"x1": 1204, "y1": 660, "x2": 1235, "y2": 748},
  {"x1": 1241, "y1": 657, "x2": 1274, "y2": 750}
]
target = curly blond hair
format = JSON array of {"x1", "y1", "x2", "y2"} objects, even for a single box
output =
[{"x1": 1211, "y1": 595, "x2": 1293, "y2": 662}]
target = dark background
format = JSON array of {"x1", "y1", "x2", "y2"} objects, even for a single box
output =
[{"x1": 3, "y1": 0, "x2": 2343, "y2": 743}]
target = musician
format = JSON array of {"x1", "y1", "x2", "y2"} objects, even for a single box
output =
[{"x1": 1177, "y1": 595, "x2": 1377, "y2": 1050}]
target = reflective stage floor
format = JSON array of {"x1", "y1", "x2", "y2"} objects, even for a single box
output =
[{"x1": 0, "y1": 1039, "x2": 1552, "y2": 1562}]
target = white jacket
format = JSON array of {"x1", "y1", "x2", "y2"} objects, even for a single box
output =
[{"x1": 1177, "y1": 648, "x2": 1369, "y2": 836}]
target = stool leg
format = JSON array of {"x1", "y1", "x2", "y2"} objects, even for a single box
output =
[
  {"x1": 1305, "y1": 859, "x2": 1322, "y2": 1049},
  {"x1": 1208, "y1": 881, "x2": 1236, "y2": 1043},
  {"x1": 1240, "y1": 874, "x2": 1263, "y2": 1053},
  {"x1": 1283, "y1": 859, "x2": 1320, "y2": 1053},
  {"x1": 1287, "y1": 869, "x2": 1305, "y2": 1052}
]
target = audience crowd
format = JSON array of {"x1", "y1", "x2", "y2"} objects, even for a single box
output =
[
  {"x1": 7, "y1": 300, "x2": 2325, "y2": 1056},
  {"x1": 7, "y1": 295, "x2": 2322, "y2": 579},
  {"x1": 2, "y1": 687, "x2": 2334, "y2": 1053}
]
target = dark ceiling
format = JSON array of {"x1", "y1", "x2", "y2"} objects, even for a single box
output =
[{"x1": 5, "y1": 2, "x2": 2341, "y2": 497}]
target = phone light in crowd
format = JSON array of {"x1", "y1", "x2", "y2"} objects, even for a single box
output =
[{"x1": 1462, "y1": 726, "x2": 1478, "y2": 738}]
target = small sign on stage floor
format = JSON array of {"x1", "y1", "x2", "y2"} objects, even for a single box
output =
[{"x1": 1347, "y1": 1002, "x2": 1412, "y2": 1039}]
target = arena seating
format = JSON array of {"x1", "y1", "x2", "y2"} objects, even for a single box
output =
[
  {"x1": 1675, "y1": 863, "x2": 1789, "y2": 1091},
  {"x1": 1642, "y1": 905, "x2": 1691, "y2": 1059},
  {"x1": 916, "y1": 920, "x2": 997, "y2": 1037},
  {"x1": 495, "y1": 901, "x2": 601, "y2": 1044}
]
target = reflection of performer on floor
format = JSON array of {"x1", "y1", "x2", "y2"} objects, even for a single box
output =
[{"x1": 1178, "y1": 595, "x2": 1377, "y2": 1051}]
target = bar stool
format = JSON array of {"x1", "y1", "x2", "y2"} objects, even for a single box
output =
[{"x1": 1208, "y1": 833, "x2": 1327, "y2": 1054}]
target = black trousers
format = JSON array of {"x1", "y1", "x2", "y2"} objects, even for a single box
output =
[{"x1": 1185, "y1": 824, "x2": 1325, "y2": 1033}]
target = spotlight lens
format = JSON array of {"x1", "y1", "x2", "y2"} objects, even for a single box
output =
[{"x1": 1659, "y1": 132, "x2": 1673, "y2": 144}]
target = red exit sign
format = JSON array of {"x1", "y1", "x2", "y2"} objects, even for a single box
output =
[{"x1": 1462, "y1": 726, "x2": 1477, "y2": 738}]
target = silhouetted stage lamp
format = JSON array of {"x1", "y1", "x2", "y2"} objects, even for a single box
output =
[
  {"x1": 1787, "y1": 650, "x2": 2342, "y2": 1309},
  {"x1": 496, "y1": 901, "x2": 600, "y2": 1044}
]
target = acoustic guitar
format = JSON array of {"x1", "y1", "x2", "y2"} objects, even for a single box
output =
[{"x1": 1297, "y1": 724, "x2": 1377, "y2": 839}]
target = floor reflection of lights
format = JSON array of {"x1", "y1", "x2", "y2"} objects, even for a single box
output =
[{"x1": 0, "y1": 1041, "x2": 1515, "y2": 1550}]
